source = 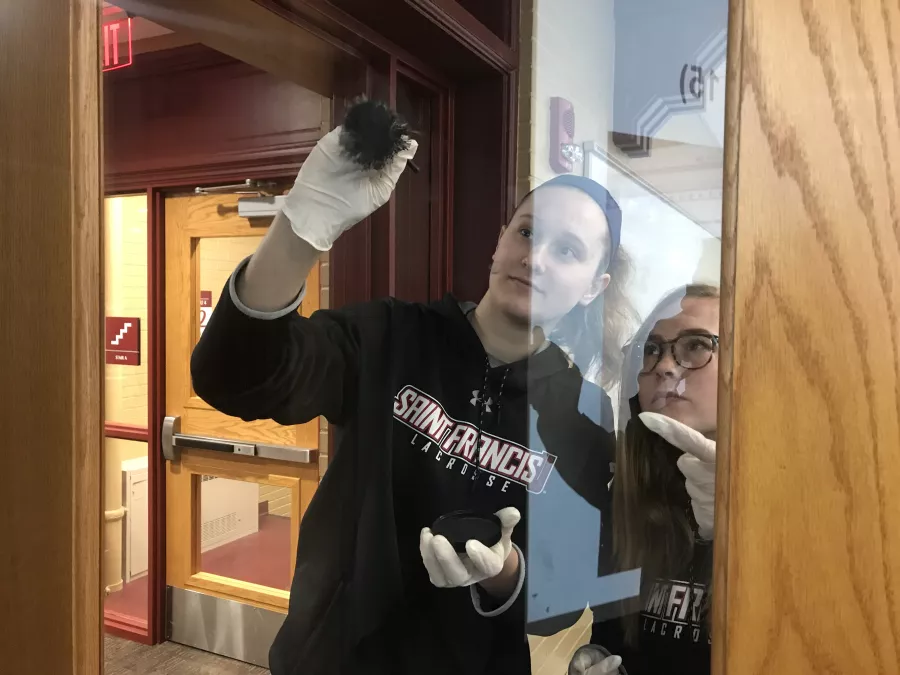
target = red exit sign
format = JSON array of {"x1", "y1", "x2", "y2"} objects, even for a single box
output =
[{"x1": 103, "y1": 17, "x2": 133, "y2": 72}]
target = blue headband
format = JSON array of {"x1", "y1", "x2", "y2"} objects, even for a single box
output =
[{"x1": 536, "y1": 175, "x2": 622, "y2": 262}]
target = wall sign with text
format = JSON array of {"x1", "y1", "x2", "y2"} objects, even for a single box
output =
[
  {"x1": 105, "y1": 317, "x2": 141, "y2": 366},
  {"x1": 200, "y1": 291, "x2": 212, "y2": 336}
]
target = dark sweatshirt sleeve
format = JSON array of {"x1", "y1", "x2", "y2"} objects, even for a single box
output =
[
  {"x1": 191, "y1": 262, "x2": 380, "y2": 427},
  {"x1": 535, "y1": 379, "x2": 616, "y2": 512}
]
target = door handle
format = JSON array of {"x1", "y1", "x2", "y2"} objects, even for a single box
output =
[{"x1": 161, "y1": 416, "x2": 316, "y2": 464}]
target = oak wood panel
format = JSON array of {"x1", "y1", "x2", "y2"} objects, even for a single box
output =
[
  {"x1": 73, "y1": 2, "x2": 105, "y2": 672},
  {"x1": 167, "y1": 449, "x2": 316, "y2": 612},
  {"x1": 716, "y1": 1, "x2": 900, "y2": 674},
  {"x1": 165, "y1": 193, "x2": 320, "y2": 450},
  {"x1": 189, "y1": 573, "x2": 291, "y2": 613},
  {"x1": 165, "y1": 460, "x2": 195, "y2": 598},
  {"x1": 0, "y1": 1, "x2": 102, "y2": 673}
]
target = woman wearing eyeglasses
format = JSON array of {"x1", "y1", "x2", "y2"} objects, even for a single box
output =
[{"x1": 569, "y1": 284, "x2": 720, "y2": 675}]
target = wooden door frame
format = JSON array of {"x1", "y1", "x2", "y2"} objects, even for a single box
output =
[
  {"x1": 714, "y1": 0, "x2": 900, "y2": 673},
  {"x1": 0, "y1": 1, "x2": 103, "y2": 674},
  {"x1": 10, "y1": 0, "x2": 900, "y2": 673}
]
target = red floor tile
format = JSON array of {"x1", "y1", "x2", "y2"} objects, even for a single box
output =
[
  {"x1": 105, "y1": 513, "x2": 293, "y2": 631},
  {"x1": 201, "y1": 513, "x2": 293, "y2": 591}
]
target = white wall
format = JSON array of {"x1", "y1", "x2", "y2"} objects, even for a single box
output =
[
  {"x1": 521, "y1": 0, "x2": 616, "y2": 193},
  {"x1": 585, "y1": 150, "x2": 721, "y2": 323}
]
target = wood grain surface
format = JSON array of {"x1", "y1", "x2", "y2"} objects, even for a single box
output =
[
  {"x1": 716, "y1": 0, "x2": 900, "y2": 673},
  {"x1": 0, "y1": 1, "x2": 102, "y2": 673},
  {"x1": 165, "y1": 194, "x2": 321, "y2": 615},
  {"x1": 165, "y1": 193, "x2": 320, "y2": 450}
]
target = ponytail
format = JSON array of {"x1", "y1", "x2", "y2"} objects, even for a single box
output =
[{"x1": 552, "y1": 246, "x2": 638, "y2": 387}]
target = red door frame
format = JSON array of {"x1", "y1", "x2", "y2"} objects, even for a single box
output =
[{"x1": 396, "y1": 62, "x2": 454, "y2": 301}]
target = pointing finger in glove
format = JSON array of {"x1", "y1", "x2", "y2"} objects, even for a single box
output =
[
  {"x1": 641, "y1": 412, "x2": 717, "y2": 539},
  {"x1": 639, "y1": 412, "x2": 716, "y2": 462}
]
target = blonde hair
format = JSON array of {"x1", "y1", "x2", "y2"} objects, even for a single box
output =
[{"x1": 552, "y1": 245, "x2": 638, "y2": 388}]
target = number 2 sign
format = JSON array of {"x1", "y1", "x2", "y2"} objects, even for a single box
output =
[{"x1": 200, "y1": 291, "x2": 212, "y2": 336}]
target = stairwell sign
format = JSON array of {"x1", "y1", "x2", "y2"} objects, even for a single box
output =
[{"x1": 106, "y1": 317, "x2": 141, "y2": 366}]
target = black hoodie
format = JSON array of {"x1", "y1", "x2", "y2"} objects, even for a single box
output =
[
  {"x1": 588, "y1": 538, "x2": 713, "y2": 675},
  {"x1": 190, "y1": 262, "x2": 617, "y2": 675}
]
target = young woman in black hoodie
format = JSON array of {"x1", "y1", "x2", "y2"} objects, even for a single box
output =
[
  {"x1": 191, "y1": 107, "x2": 634, "y2": 675},
  {"x1": 569, "y1": 285, "x2": 720, "y2": 675}
]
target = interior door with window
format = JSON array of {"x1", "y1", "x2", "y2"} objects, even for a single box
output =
[{"x1": 163, "y1": 192, "x2": 321, "y2": 667}]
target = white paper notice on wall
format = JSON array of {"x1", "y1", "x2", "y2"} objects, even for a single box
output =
[{"x1": 200, "y1": 291, "x2": 212, "y2": 335}]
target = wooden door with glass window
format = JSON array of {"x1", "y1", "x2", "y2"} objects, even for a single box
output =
[{"x1": 164, "y1": 192, "x2": 320, "y2": 614}]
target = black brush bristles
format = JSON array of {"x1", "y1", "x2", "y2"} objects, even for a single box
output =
[{"x1": 339, "y1": 98, "x2": 411, "y2": 172}]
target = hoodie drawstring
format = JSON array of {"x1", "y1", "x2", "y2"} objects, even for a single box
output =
[{"x1": 470, "y1": 356, "x2": 509, "y2": 493}]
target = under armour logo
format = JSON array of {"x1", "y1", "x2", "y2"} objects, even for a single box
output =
[{"x1": 470, "y1": 390, "x2": 493, "y2": 413}]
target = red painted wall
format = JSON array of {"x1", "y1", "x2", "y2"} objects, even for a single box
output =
[{"x1": 104, "y1": 45, "x2": 329, "y2": 190}]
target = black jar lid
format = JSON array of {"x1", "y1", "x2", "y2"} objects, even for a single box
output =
[{"x1": 431, "y1": 510, "x2": 502, "y2": 554}]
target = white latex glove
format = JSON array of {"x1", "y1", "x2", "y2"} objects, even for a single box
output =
[
  {"x1": 419, "y1": 507, "x2": 520, "y2": 588},
  {"x1": 640, "y1": 412, "x2": 717, "y2": 540},
  {"x1": 569, "y1": 645, "x2": 624, "y2": 675},
  {"x1": 282, "y1": 126, "x2": 418, "y2": 251}
]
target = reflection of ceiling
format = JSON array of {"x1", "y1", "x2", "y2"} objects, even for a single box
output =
[
  {"x1": 105, "y1": 4, "x2": 172, "y2": 38},
  {"x1": 609, "y1": 138, "x2": 724, "y2": 238},
  {"x1": 652, "y1": 60, "x2": 727, "y2": 150},
  {"x1": 104, "y1": 3, "x2": 196, "y2": 53}
]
